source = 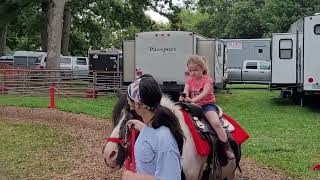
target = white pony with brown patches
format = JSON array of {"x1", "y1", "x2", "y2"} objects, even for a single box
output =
[{"x1": 103, "y1": 92, "x2": 237, "y2": 179}]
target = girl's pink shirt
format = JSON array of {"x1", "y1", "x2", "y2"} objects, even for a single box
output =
[{"x1": 187, "y1": 75, "x2": 216, "y2": 106}]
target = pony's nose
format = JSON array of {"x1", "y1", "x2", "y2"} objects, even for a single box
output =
[
  {"x1": 109, "y1": 150, "x2": 117, "y2": 160},
  {"x1": 104, "y1": 149, "x2": 118, "y2": 168}
]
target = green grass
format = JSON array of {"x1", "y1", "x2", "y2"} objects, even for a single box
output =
[
  {"x1": 0, "y1": 95, "x2": 117, "y2": 119},
  {"x1": 0, "y1": 121, "x2": 75, "y2": 179},
  {"x1": 217, "y1": 85, "x2": 320, "y2": 179},
  {"x1": 0, "y1": 87, "x2": 320, "y2": 178},
  {"x1": 226, "y1": 83, "x2": 269, "y2": 89}
]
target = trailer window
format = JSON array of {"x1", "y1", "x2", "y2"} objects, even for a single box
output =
[
  {"x1": 246, "y1": 62, "x2": 258, "y2": 69},
  {"x1": 314, "y1": 24, "x2": 320, "y2": 35},
  {"x1": 218, "y1": 44, "x2": 222, "y2": 57},
  {"x1": 279, "y1": 39, "x2": 293, "y2": 59},
  {"x1": 258, "y1": 49, "x2": 263, "y2": 53}
]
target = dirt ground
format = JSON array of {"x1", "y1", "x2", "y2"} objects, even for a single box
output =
[{"x1": 0, "y1": 106, "x2": 289, "y2": 180}]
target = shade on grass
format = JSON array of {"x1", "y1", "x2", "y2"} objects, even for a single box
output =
[{"x1": 0, "y1": 121, "x2": 74, "y2": 179}]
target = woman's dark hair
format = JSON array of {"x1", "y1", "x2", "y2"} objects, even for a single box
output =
[{"x1": 139, "y1": 75, "x2": 185, "y2": 154}]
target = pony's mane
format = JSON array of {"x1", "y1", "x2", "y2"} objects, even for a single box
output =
[
  {"x1": 160, "y1": 94, "x2": 183, "y2": 119},
  {"x1": 112, "y1": 93, "x2": 183, "y2": 126},
  {"x1": 160, "y1": 94, "x2": 176, "y2": 110},
  {"x1": 112, "y1": 92, "x2": 127, "y2": 127}
]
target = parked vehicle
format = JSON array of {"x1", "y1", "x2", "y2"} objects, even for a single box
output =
[
  {"x1": 0, "y1": 55, "x2": 13, "y2": 68},
  {"x1": 13, "y1": 51, "x2": 47, "y2": 69},
  {"x1": 123, "y1": 31, "x2": 228, "y2": 94},
  {"x1": 88, "y1": 49, "x2": 122, "y2": 72},
  {"x1": 271, "y1": 14, "x2": 320, "y2": 105},
  {"x1": 227, "y1": 60, "x2": 271, "y2": 84},
  {"x1": 60, "y1": 56, "x2": 88, "y2": 71},
  {"x1": 60, "y1": 56, "x2": 89, "y2": 77}
]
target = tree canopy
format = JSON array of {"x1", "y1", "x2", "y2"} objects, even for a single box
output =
[{"x1": 1, "y1": 0, "x2": 320, "y2": 56}]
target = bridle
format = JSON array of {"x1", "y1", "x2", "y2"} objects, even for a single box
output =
[
  {"x1": 107, "y1": 126, "x2": 129, "y2": 148},
  {"x1": 106, "y1": 126, "x2": 137, "y2": 172}
]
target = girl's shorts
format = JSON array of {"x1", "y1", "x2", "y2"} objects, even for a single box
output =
[{"x1": 201, "y1": 104, "x2": 218, "y2": 114}]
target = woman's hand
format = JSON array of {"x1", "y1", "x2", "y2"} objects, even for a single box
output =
[
  {"x1": 122, "y1": 170, "x2": 155, "y2": 180},
  {"x1": 126, "y1": 119, "x2": 145, "y2": 131},
  {"x1": 122, "y1": 170, "x2": 136, "y2": 180}
]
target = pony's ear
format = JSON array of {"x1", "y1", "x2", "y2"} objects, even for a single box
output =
[{"x1": 116, "y1": 89, "x2": 124, "y2": 98}]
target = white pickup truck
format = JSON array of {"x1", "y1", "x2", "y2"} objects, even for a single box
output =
[{"x1": 227, "y1": 60, "x2": 271, "y2": 84}]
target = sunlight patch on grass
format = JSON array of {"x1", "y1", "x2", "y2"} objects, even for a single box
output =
[
  {"x1": 0, "y1": 95, "x2": 117, "y2": 119},
  {"x1": 217, "y1": 88, "x2": 320, "y2": 178}
]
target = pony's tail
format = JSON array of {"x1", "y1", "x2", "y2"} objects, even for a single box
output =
[{"x1": 229, "y1": 137, "x2": 242, "y2": 172}]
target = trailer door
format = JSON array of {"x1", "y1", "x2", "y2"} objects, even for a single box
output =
[
  {"x1": 214, "y1": 41, "x2": 224, "y2": 87},
  {"x1": 271, "y1": 33, "x2": 297, "y2": 84},
  {"x1": 196, "y1": 39, "x2": 215, "y2": 83},
  {"x1": 123, "y1": 40, "x2": 135, "y2": 83}
]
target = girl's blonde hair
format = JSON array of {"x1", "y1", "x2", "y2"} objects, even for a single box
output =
[{"x1": 187, "y1": 55, "x2": 209, "y2": 75}]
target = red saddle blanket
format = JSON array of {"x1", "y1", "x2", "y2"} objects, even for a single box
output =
[
  {"x1": 181, "y1": 110, "x2": 249, "y2": 157},
  {"x1": 181, "y1": 110, "x2": 211, "y2": 156},
  {"x1": 223, "y1": 114, "x2": 250, "y2": 145}
]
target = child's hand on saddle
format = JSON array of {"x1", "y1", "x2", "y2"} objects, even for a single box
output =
[
  {"x1": 179, "y1": 95, "x2": 185, "y2": 102},
  {"x1": 126, "y1": 119, "x2": 145, "y2": 131},
  {"x1": 179, "y1": 92, "x2": 187, "y2": 102},
  {"x1": 188, "y1": 98, "x2": 201, "y2": 107},
  {"x1": 185, "y1": 97, "x2": 192, "y2": 102}
]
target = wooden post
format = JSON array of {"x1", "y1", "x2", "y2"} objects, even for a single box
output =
[
  {"x1": 48, "y1": 85, "x2": 56, "y2": 109},
  {"x1": 93, "y1": 71, "x2": 96, "y2": 98}
]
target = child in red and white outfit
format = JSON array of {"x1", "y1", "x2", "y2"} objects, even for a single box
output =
[{"x1": 180, "y1": 55, "x2": 235, "y2": 160}]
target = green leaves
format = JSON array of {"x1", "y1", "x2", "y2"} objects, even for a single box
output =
[
  {"x1": 2, "y1": 0, "x2": 176, "y2": 55},
  {"x1": 196, "y1": 0, "x2": 320, "y2": 39}
]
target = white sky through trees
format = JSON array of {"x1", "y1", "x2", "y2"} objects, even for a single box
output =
[{"x1": 145, "y1": 0, "x2": 181, "y2": 23}]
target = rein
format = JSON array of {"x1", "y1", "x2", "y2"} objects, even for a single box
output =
[
  {"x1": 124, "y1": 128, "x2": 136, "y2": 172},
  {"x1": 106, "y1": 127, "x2": 137, "y2": 172}
]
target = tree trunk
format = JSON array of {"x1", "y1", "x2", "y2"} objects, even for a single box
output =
[
  {"x1": 61, "y1": 3, "x2": 71, "y2": 56},
  {"x1": 41, "y1": 1, "x2": 49, "y2": 52},
  {"x1": 0, "y1": 24, "x2": 8, "y2": 56},
  {"x1": 47, "y1": 0, "x2": 66, "y2": 69}
]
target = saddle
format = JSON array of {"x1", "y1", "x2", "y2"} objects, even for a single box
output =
[
  {"x1": 177, "y1": 102, "x2": 235, "y2": 136},
  {"x1": 176, "y1": 102, "x2": 241, "y2": 178}
]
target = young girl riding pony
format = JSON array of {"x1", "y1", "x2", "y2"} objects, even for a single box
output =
[{"x1": 179, "y1": 55, "x2": 235, "y2": 160}]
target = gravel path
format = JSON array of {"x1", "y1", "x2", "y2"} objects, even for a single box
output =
[{"x1": 0, "y1": 106, "x2": 289, "y2": 180}]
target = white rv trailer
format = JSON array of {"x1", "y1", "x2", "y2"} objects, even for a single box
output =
[
  {"x1": 271, "y1": 14, "x2": 320, "y2": 104},
  {"x1": 224, "y1": 38, "x2": 271, "y2": 69},
  {"x1": 123, "y1": 31, "x2": 227, "y2": 96}
]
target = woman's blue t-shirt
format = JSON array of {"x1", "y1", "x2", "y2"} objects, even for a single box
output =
[{"x1": 135, "y1": 126, "x2": 182, "y2": 180}]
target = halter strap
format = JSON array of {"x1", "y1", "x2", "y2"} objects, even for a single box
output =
[
  {"x1": 106, "y1": 137, "x2": 124, "y2": 144},
  {"x1": 106, "y1": 129, "x2": 138, "y2": 172}
]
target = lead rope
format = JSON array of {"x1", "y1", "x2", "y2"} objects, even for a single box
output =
[{"x1": 124, "y1": 127, "x2": 136, "y2": 172}]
